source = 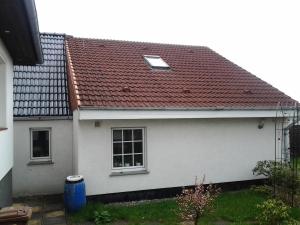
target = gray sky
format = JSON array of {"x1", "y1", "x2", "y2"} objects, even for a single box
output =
[{"x1": 35, "y1": 0, "x2": 300, "y2": 102}]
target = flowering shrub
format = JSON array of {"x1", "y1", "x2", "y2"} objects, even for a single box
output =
[{"x1": 176, "y1": 178, "x2": 220, "y2": 225}]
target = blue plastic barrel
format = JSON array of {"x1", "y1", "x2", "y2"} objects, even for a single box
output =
[{"x1": 64, "y1": 175, "x2": 86, "y2": 212}]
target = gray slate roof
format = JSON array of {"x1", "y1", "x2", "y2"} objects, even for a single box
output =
[{"x1": 13, "y1": 33, "x2": 71, "y2": 118}]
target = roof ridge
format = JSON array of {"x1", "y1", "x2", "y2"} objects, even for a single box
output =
[
  {"x1": 65, "y1": 40, "x2": 81, "y2": 109},
  {"x1": 66, "y1": 35, "x2": 211, "y2": 49},
  {"x1": 40, "y1": 32, "x2": 66, "y2": 37}
]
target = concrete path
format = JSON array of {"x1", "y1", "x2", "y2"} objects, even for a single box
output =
[{"x1": 13, "y1": 195, "x2": 66, "y2": 225}]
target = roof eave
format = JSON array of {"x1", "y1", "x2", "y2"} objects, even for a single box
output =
[
  {"x1": 23, "y1": 0, "x2": 43, "y2": 64},
  {"x1": 0, "y1": 0, "x2": 43, "y2": 65}
]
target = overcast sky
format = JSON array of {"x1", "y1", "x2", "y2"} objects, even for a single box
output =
[{"x1": 35, "y1": 0, "x2": 300, "y2": 102}]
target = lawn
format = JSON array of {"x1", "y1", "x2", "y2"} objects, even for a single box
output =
[{"x1": 69, "y1": 190, "x2": 300, "y2": 225}]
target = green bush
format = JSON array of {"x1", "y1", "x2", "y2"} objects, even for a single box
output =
[
  {"x1": 253, "y1": 160, "x2": 300, "y2": 205},
  {"x1": 250, "y1": 185, "x2": 273, "y2": 195},
  {"x1": 94, "y1": 210, "x2": 112, "y2": 225},
  {"x1": 284, "y1": 218, "x2": 300, "y2": 225},
  {"x1": 253, "y1": 161, "x2": 300, "y2": 190},
  {"x1": 275, "y1": 166, "x2": 300, "y2": 192},
  {"x1": 256, "y1": 199, "x2": 290, "y2": 225},
  {"x1": 253, "y1": 160, "x2": 277, "y2": 178}
]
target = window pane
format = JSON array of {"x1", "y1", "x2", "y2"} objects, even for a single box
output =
[
  {"x1": 134, "y1": 129, "x2": 143, "y2": 141},
  {"x1": 144, "y1": 55, "x2": 170, "y2": 68},
  {"x1": 113, "y1": 130, "x2": 122, "y2": 141},
  {"x1": 123, "y1": 142, "x2": 132, "y2": 154},
  {"x1": 113, "y1": 156, "x2": 123, "y2": 168},
  {"x1": 32, "y1": 130, "x2": 49, "y2": 158},
  {"x1": 123, "y1": 129, "x2": 132, "y2": 141},
  {"x1": 124, "y1": 155, "x2": 133, "y2": 167},
  {"x1": 134, "y1": 154, "x2": 143, "y2": 166},
  {"x1": 113, "y1": 143, "x2": 122, "y2": 155},
  {"x1": 134, "y1": 142, "x2": 143, "y2": 153}
]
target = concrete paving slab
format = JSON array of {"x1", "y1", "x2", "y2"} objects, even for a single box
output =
[
  {"x1": 45, "y1": 210, "x2": 65, "y2": 218},
  {"x1": 44, "y1": 202, "x2": 64, "y2": 212},
  {"x1": 31, "y1": 211, "x2": 43, "y2": 220},
  {"x1": 32, "y1": 206, "x2": 42, "y2": 213},
  {"x1": 13, "y1": 194, "x2": 66, "y2": 225},
  {"x1": 28, "y1": 219, "x2": 42, "y2": 225},
  {"x1": 43, "y1": 216, "x2": 66, "y2": 225},
  {"x1": 12, "y1": 203, "x2": 25, "y2": 207}
]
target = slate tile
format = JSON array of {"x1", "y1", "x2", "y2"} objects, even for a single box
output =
[{"x1": 13, "y1": 33, "x2": 71, "y2": 118}]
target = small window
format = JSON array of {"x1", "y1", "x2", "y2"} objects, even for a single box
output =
[
  {"x1": 112, "y1": 128, "x2": 145, "y2": 169},
  {"x1": 144, "y1": 55, "x2": 170, "y2": 69},
  {"x1": 30, "y1": 128, "x2": 51, "y2": 161}
]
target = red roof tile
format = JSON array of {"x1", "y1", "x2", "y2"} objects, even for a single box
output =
[{"x1": 65, "y1": 36, "x2": 296, "y2": 110}]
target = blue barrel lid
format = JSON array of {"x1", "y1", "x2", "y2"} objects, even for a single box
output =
[{"x1": 66, "y1": 175, "x2": 84, "y2": 183}]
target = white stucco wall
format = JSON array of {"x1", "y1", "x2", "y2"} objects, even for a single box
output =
[
  {"x1": 75, "y1": 117, "x2": 276, "y2": 196},
  {"x1": 72, "y1": 110, "x2": 80, "y2": 174},
  {"x1": 13, "y1": 120, "x2": 73, "y2": 196},
  {"x1": 0, "y1": 39, "x2": 14, "y2": 181}
]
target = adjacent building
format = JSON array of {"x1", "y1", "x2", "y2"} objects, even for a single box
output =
[
  {"x1": 13, "y1": 33, "x2": 72, "y2": 196},
  {"x1": 0, "y1": 0, "x2": 42, "y2": 207}
]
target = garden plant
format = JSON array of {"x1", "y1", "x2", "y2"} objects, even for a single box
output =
[
  {"x1": 253, "y1": 160, "x2": 300, "y2": 206},
  {"x1": 176, "y1": 177, "x2": 220, "y2": 225}
]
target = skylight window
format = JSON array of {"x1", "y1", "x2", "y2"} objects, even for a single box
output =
[{"x1": 144, "y1": 55, "x2": 170, "y2": 69}]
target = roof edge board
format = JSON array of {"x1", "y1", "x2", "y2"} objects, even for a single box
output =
[{"x1": 65, "y1": 40, "x2": 80, "y2": 110}]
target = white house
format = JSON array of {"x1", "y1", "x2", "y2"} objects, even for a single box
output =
[
  {"x1": 0, "y1": 0, "x2": 42, "y2": 206},
  {"x1": 11, "y1": 34, "x2": 297, "y2": 200},
  {"x1": 65, "y1": 37, "x2": 297, "y2": 199},
  {"x1": 13, "y1": 33, "x2": 73, "y2": 197}
]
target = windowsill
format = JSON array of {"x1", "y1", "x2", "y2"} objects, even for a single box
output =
[
  {"x1": 0, "y1": 127, "x2": 8, "y2": 132},
  {"x1": 110, "y1": 169, "x2": 149, "y2": 177},
  {"x1": 27, "y1": 160, "x2": 54, "y2": 166}
]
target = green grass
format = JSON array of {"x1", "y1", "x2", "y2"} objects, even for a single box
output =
[
  {"x1": 70, "y1": 199, "x2": 178, "y2": 225},
  {"x1": 69, "y1": 190, "x2": 300, "y2": 225}
]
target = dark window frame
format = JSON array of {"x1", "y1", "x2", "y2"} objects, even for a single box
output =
[
  {"x1": 111, "y1": 127, "x2": 146, "y2": 170},
  {"x1": 30, "y1": 128, "x2": 51, "y2": 161}
]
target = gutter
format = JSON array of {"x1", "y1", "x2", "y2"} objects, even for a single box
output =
[
  {"x1": 22, "y1": 0, "x2": 43, "y2": 64},
  {"x1": 78, "y1": 105, "x2": 297, "y2": 111},
  {"x1": 14, "y1": 116, "x2": 73, "y2": 121}
]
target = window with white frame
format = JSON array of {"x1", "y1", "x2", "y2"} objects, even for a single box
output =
[
  {"x1": 112, "y1": 128, "x2": 145, "y2": 169},
  {"x1": 144, "y1": 55, "x2": 170, "y2": 69},
  {"x1": 30, "y1": 128, "x2": 51, "y2": 161}
]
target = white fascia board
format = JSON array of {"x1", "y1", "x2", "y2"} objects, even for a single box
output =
[{"x1": 78, "y1": 109, "x2": 292, "y2": 120}]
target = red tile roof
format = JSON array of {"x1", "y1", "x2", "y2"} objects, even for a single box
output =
[{"x1": 66, "y1": 36, "x2": 296, "y2": 110}]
